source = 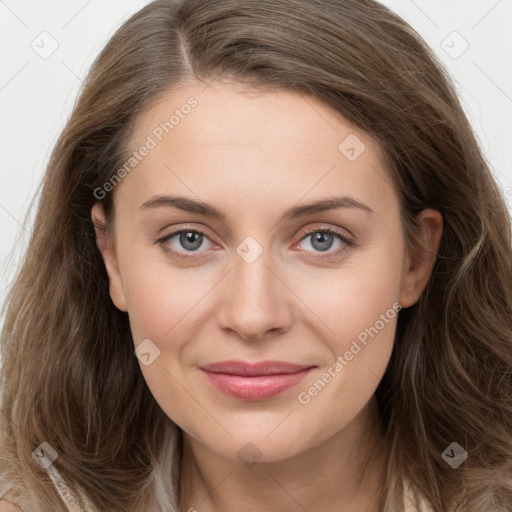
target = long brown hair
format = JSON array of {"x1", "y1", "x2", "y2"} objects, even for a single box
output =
[{"x1": 1, "y1": 0, "x2": 511, "y2": 510}]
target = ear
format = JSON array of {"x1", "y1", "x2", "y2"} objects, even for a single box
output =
[
  {"x1": 91, "y1": 202, "x2": 128, "y2": 312},
  {"x1": 399, "y1": 209, "x2": 443, "y2": 308}
]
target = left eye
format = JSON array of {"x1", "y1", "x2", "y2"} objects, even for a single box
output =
[
  {"x1": 157, "y1": 227, "x2": 352, "y2": 259},
  {"x1": 298, "y1": 229, "x2": 348, "y2": 253}
]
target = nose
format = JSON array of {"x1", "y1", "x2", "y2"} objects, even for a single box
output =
[{"x1": 216, "y1": 243, "x2": 294, "y2": 341}]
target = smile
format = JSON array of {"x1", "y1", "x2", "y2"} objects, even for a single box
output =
[{"x1": 200, "y1": 360, "x2": 316, "y2": 400}]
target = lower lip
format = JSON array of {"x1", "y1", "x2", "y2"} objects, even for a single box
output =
[{"x1": 200, "y1": 368, "x2": 315, "y2": 400}]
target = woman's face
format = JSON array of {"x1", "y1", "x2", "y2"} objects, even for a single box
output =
[{"x1": 93, "y1": 80, "x2": 440, "y2": 463}]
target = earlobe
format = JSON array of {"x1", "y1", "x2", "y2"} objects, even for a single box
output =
[
  {"x1": 399, "y1": 209, "x2": 443, "y2": 308},
  {"x1": 91, "y1": 202, "x2": 128, "y2": 312}
]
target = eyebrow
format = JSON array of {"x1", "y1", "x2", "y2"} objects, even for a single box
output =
[{"x1": 139, "y1": 194, "x2": 374, "y2": 222}]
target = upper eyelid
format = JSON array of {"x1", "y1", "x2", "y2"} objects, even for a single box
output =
[
  {"x1": 158, "y1": 224, "x2": 219, "y2": 244},
  {"x1": 300, "y1": 225, "x2": 352, "y2": 239}
]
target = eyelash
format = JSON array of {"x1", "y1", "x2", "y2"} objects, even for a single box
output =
[{"x1": 156, "y1": 225, "x2": 354, "y2": 261}]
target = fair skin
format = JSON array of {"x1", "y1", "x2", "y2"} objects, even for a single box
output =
[{"x1": 91, "y1": 80, "x2": 442, "y2": 512}]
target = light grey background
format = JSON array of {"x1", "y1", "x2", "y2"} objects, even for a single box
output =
[{"x1": 1, "y1": 0, "x2": 511, "y2": 325}]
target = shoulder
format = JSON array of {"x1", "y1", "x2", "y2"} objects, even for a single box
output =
[{"x1": 0, "y1": 501, "x2": 22, "y2": 512}]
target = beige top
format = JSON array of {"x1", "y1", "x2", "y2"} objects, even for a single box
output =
[
  {"x1": 403, "y1": 477, "x2": 434, "y2": 511},
  {"x1": 4, "y1": 466, "x2": 433, "y2": 511}
]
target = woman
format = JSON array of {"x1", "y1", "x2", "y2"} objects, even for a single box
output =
[{"x1": 1, "y1": 0, "x2": 511, "y2": 510}]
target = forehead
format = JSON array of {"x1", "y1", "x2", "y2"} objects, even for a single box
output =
[
  {"x1": 117, "y1": 80, "x2": 397, "y2": 217},
  {"x1": 133, "y1": 80, "x2": 366, "y2": 149}
]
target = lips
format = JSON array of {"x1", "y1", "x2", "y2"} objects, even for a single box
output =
[{"x1": 200, "y1": 360, "x2": 315, "y2": 400}]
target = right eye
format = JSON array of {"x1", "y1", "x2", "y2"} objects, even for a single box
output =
[{"x1": 157, "y1": 228, "x2": 218, "y2": 260}]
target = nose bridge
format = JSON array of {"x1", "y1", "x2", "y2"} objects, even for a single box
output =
[
  {"x1": 234, "y1": 243, "x2": 273, "y2": 305},
  {"x1": 217, "y1": 234, "x2": 293, "y2": 339}
]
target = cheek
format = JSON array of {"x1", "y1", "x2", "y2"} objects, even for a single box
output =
[
  {"x1": 292, "y1": 242, "x2": 403, "y2": 351},
  {"x1": 291, "y1": 239, "x2": 403, "y2": 412},
  {"x1": 121, "y1": 262, "x2": 213, "y2": 432},
  {"x1": 117, "y1": 238, "x2": 214, "y2": 346},
  {"x1": 331, "y1": 270, "x2": 401, "y2": 357}
]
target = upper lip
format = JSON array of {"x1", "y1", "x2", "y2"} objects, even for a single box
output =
[{"x1": 200, "y1": 360, "x2": 314, "y2": 377}]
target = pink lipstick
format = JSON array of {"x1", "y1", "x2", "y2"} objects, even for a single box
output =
[{"x1": 200, "y1": 360, "x2": 315, "y2": 400}]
